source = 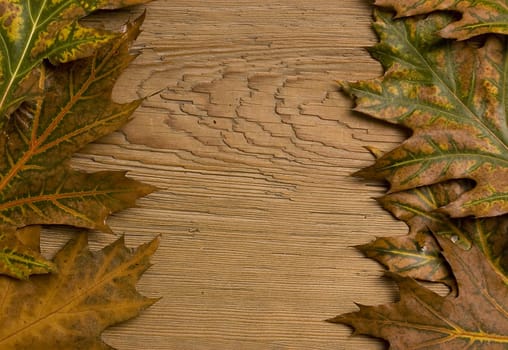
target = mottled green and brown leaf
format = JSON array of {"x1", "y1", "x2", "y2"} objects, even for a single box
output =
[
  {"x1": 349, "y1": 10, "x2": 508, "y2": 218},
  {"x1": 330, "y1": 234, "x2": 508, "y2": 348},
  {"x1": 0, "y1": 14, "x2": 154, "y2": 278},
  {"x1": 0, "y1": 232, "x2": 159, "y2": 349},
  {"x1": 0, "y1": 0, "x2": 150, "y2": 121},
  {"x1": 375, "y1": 0, "x2": 508, "y2": 40}
]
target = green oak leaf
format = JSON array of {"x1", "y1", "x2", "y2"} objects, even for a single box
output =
[
  {"x1": 375, "y1": 0, "x2": 508, "y2": 40},
  {"x1": 0, "y1": 13, "x2": 154, "y2": 278},
  {"x1": 0, "y1": 0, "x2": 150, "y2": 121},
  {"x1": 349, "y1": 10, "x2": 508, "y2": 218}
]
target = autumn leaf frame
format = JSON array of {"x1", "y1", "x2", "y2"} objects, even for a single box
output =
[
  {"x1": 0, "y1": 1, "x2": 159, "y2": 348},
  {"x1": 331, "y1": 2, "x2": 508, "y2": 349}
]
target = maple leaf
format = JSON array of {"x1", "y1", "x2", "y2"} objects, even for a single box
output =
[
  {"x1": 360, "y1": 180, "x2": 508, "y2": 287},
  {"x1": 348, "y1": 10, "x2": 508, "y2": 218},
  {"x1": 0, "y1": 0, "x2": 150, "y2": 121},
  {"x1": 0, "y1": 232, "x2": 159, "y2": 349},
  {"x1": 329, "y1": 233, "x2": 508, "y2": 348},
  {"x1": 374, "y1": 0, "x2": 508, "y2": 40},
  {"x1": 0, "y1": 13, "x2": 155, "y2": 278},
  {"x1": 0, "y1": 226, "x2": 55, "y2": 279}
]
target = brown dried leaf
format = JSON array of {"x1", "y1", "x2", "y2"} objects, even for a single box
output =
[
  {"x1": 330, "y1": 234, "x2": 508, "y2": 348},
  {"x1": 0, "y1": 233, "x2": 159, "y2": 349}
]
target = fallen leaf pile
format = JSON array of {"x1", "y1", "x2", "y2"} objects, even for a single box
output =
[
  {"x1": 0, "y1": 1, "x2": 158, "y2": 348},
  {"x1": 330, "y1": 2, "x2": 508, "y2": 348}
]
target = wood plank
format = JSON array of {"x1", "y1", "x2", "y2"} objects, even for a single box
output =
[{"x1": 45, "y1": 1, "x2": 410, "y2": 348}]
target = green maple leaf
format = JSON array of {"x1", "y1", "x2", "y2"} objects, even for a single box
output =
[
  {"x1": 375, "y1": 0, "x2": 508, "y2": 40},
  {"x1": 329, "y1": 234, "x2": 508, "y2": 349},
  {"x1": 348, "y1": 10, "x2": 508, "y2": 218},
  {"x1": 0, "y1": 232, "x2": 159, "y2": 349},
  {"x1": 0, "y1": 0, "x2": 149, "y2": 121},
  {"x1": 0, "y1": 13, "x2": 155, "y2": 279}
]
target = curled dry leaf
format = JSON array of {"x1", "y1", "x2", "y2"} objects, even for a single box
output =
[
  {"x1": 361, "y1": 181, "x2": 508, "y2": 287},
  {"x1": 375, "y1": 0, "x2": 508, "y2": 40},
  {"x1": 358, "y1": 234, "x2": 453, "y2": 287},
  {"x1": 362, "y1": 181, "x2": 470, "y2": 288},
  {"x1": 0, "y1": 232, "x2": 159, "y2": 349},
  {"x1": 377, "y1": 181, "x2": 473, "y2": 248},
  {"x1": 348, "y1": 10, "x2": 508, "y2": 218}
]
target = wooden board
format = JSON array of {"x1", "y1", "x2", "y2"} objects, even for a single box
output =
[{"x1": 44, "y1": 1, "x2": 411, "y2": 348}]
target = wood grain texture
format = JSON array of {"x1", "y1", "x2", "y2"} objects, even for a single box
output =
[{"x1": 44, "y1": 1, "x2": 410, "y2": 349}]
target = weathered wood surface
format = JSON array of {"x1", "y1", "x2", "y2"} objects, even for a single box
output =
[{"x1": 46, "y1": 1, "x2": 410, "y2": 348}]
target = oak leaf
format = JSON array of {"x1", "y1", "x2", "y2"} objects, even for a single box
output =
[
  {"x1": 0, "y1": 13, "x2": 155, "y2": 278},
  {"x1": 348, "y1": 10, "x2": 508, "y2": 218},
  {"x1": 0, "y1": 232, "x2": 159, "y2": 349},
  {"x1": 375, "y1": 0, "x2": 508, "y2": 40},
  {"x1": 330, "y1": 234, "x2": 508, "y2": 348},
  {"x1": 0, "y1": 0, "x2": 150, "y2": 121}
]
